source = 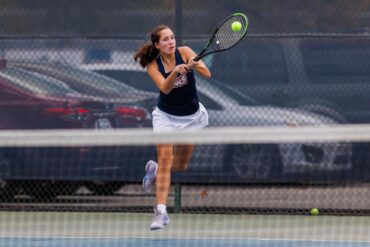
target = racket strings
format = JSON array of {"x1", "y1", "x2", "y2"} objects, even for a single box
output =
[{"x1": 214, "y1": 15, "x2": 247, "y2": 50}]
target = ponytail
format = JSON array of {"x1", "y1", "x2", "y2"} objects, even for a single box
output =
[
  {"x1": 134, "y1": 43, "x2": 159, "y2": 68},
  {"x1": 134, "y1": 25, "x2": 170, "y2": 68}
]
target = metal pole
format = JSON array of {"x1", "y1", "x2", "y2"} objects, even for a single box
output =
[
  {"x1": 175, "y1": 0, "x2": 183, "y2": 46},
  {"x1": 174, "y1": 183, "x2": 182, "y2": 213}
]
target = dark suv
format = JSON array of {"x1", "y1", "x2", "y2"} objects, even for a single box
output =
[{"x1": 211, "y1": 37, "x2": 370, "y2": 124}]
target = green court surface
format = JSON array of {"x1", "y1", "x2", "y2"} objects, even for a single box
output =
[{"x1": 0, "y1": 212, "x2": 369, "y2": 246}]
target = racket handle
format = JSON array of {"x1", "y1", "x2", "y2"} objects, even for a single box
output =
[
  {"x1": 193, "y1": 54, "x2": 204, "y2": 62},
  {"x1": 193, "y1": 55, "x2": 201, "y2": 62},
  {"x1": 193, "y1": 49, "x2": 206, "y2": 62}
]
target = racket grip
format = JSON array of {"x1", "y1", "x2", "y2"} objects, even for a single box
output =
[{"x1": 193, "y1": 55, "x2": 201, "y2": 62}]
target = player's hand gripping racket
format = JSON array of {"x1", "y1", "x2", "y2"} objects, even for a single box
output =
[{"x1": 193, "y1": 13, "x2": 248, "y2": 61}]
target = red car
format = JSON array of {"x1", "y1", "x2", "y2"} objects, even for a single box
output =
[
  {"x1": 0, "y1": 61, "x2": 156, "y2": 200},
  {"x1": 0, "y1": 62, "x2": 154, "y2": 129}
]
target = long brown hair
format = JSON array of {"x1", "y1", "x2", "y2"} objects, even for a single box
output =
[{"x1": 134, "y1": 25, "x2": 171, "y2": 68}]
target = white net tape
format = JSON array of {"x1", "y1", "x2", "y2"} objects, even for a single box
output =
[{"x1": 0, "y1": 124, "x2": 369, "y2": 147}]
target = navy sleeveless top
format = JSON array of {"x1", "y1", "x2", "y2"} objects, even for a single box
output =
[{"x1": 155, "y1": 48, "x2": 199, "y2": 116}]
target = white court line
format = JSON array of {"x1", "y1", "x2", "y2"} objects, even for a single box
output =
[{"x1": 0, "y1": 236, "x2": 369, "y2": 243}]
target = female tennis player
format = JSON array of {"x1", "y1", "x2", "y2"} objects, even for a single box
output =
[{"x1": 134, "y1": 25, "x2": 211, "y2": 230}]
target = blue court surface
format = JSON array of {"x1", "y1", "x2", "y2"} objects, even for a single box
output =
[
  {"x1": 0, "y1": 212, "x2": 369, "y2": 247},
  {"x1": 1, "y1": 237, "x2": 370, "y2": 247}
]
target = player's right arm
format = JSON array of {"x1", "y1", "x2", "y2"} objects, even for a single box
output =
[{"x1": 147, "y1": 61, "x2": 188, "y2": 95}]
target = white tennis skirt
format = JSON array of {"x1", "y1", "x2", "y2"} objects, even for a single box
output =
[{"x1": 152, "y1": 103, "x2": 209, "y2": 133}]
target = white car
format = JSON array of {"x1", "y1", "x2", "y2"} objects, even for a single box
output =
[{"x1": 190, "y1": 76, "x2": 352, "y2": 181}]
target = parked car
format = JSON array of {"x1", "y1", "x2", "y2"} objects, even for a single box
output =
[
  {"x1": 0, "y1": 61, "x2": 157, "y2": 200},
  {"x1": 8, "y1": 61, "x2": 157, "y2": 115},
  {"x1": 0, "y1": 69, "x2": 154, "y2": 129},
  {"x1": 83, "y1": 68, "x2": 353, "y2": 183},
  {"x1": 210, "y1": 38, "x2": 370, "y2": 124},
  {"x1": 10, "y1": 62, "x2": 355, "y2": 183}
]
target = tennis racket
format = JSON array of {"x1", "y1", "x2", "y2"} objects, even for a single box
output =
[{"x1": 194, "y1": 13, "x2": 248, "y2": 61}]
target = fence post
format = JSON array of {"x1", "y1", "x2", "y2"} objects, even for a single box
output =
[
  {"x1": 175, "y1": 0, "x2": 183, "y2": 46},
  {"x1": 174, "y1": 183, "x2": 182, "y2": 213}
]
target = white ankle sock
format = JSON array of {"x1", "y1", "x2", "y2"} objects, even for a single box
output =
[{"x1": 157, "y1": 204, "x2": 167, "y2": 213}]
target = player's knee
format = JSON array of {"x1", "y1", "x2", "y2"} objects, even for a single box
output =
[{"x1": 172, "y1": 161, "x2": 189, "y2": 172}]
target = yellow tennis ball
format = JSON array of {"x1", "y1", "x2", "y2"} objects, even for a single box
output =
[
  {"x1": 310, "y1": 208, "x2": 319, "y2": 215},
  {"x1": 231, "y1": 21, "x2": 242, "y2": 32}
]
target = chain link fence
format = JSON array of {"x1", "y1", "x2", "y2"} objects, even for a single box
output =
[
  {"x1": 1, "y1": 0, "x2": 370, "y2": 37},
  {"x1": 0, "y1": 0, "x2": 369, "y2": 211}
]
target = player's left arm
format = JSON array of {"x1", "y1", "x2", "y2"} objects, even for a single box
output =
[{"x1": 179, "y1": 46, "x2": 211, "y2": 79}]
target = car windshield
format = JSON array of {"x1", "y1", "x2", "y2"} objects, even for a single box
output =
[
  {"x1": 0, "y1": 67, "x2": 79, "y2": 96},
  {"x1": 55, "y1": 65, "x2": 138, "y2": 96},
  {"x1": 10, "y1": 62, "x2": 141, "y2": 98}
]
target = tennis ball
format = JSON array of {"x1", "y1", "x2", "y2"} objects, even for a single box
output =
[
  {"x1": 231, "y1": 21, "x2": 242, "y2": 32},
  {"x1": 310, "y1": 208, "x2": 319, "y2": 215}
]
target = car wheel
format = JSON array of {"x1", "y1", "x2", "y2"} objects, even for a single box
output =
[
  {"x1": 86, "y1": 182, "x2": 123, "y2": 195},
  {"x1": 24, "y1": 181, "x2": 79, "y2": 202},
  {"x1": 226, "y1": 144, "x2": 281, "y2": 180},
  {"x1": 0, "y1": 180, "x2": 19, "y2": 202}
]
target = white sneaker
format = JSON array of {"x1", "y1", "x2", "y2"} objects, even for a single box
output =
[
  {"x1": 150, "y1": 207, "x2": 170, "y2": 230},
  {"x1": 142, "y1": 160, "x2": 158, "y2": 193}
]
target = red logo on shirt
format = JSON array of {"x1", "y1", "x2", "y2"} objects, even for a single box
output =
[{"x1": 173, "y1": 74, "x2": 188, "y2": 88}]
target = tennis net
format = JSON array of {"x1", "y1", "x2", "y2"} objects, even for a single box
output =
[{"x1": 0, "y1": 125, "x2": 369, "y2": 215}]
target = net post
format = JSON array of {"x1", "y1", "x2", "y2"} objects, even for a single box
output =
[{"x1": 174, "y1": 183, "x2": 182, "y2": 213}]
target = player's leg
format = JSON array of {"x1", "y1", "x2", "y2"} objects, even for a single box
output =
[
  {"x1": 156, "y1": 144, "x2": 174, "y2": 205},
  {"x1": 150, "y1": 144, "x2": 173, "y2": 230},
  {"x1": 143, "y1": 108, "x2": 169, "y2": 193},
  {"x1": 172, "y1": 144, "x2": 194, "y2": 172}
]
